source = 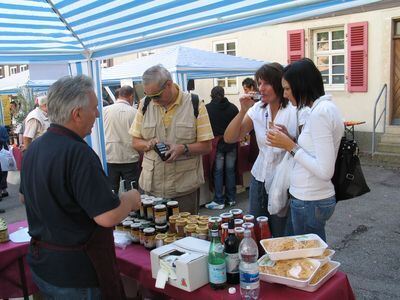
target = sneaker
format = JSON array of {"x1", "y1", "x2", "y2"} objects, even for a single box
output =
[
  {"x1": 228, "y1": 201, "x2": 236, "y2": 207},
  {"x1": 205, "y1": 201, "x2": 225, "y2": 210}
]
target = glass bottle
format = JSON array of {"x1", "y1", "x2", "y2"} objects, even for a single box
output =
[
  {"x1": 208, "y1": 222, "x2": 227, "y2": 290},
  {"x1": 224, "y1": 219, "x2": 240, "y2": 284}
]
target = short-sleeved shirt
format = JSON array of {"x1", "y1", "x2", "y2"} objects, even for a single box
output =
[
  {"x1": 129, "y1": 85, "x2": 214, "y2": 142},
  {"x1": 20, "y1": 124, "x2": 120, "y2": 287}
]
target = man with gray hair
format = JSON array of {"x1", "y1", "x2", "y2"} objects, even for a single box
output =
[
  {"x1": 20, "y1": 75, "x2": 140, "y2": 299},
  {"x1": 23, "y1": 95, "x2": 50, "y2": 150},
  {"x1": 129, "y1": 65, "x2": 214, "y2": 214}
]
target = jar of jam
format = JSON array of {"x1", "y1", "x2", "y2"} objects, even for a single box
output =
[
  {"x1": 143, "y1": 227, "x2": 156, "y2": 250},
  {"x1": 198, "y1": 215, "x2": 210, "y2": 222},
  {"x1": 166, "y1": 232, "x2": 176, "y2": 239},
  {"x1": 186, "y1": 219, "x2": 198, "y2": 226},
  {"x1": 234, "y1": 218, "x2": 244, "y2": 228},
  {"x1": 130, "y1": 223, "x2": 141, "y2": 243},
  {"x1": 197, "y1": 220, "x2": 209, "y2": 227},
  {"x1": 234, "y1": 227, "x2": 245, "y2": 241},
  {"x1": 142, "y1": 199, "x2": 153, "y2": 221},
  {"x1": 179, "y1": 212, "x2": 191, "y2": 219},
  {"x1": 256, "y1": 216, "x2": 272, "y2": 240},
  {"x1": 154, "y1": 204, "x2": 167, "y2": 225},
  {"x1": 196, "y1": 225, "x2": 209, "y2": 240},
  {"x1": 115, "y1": 222, "x2": 124, "y2": 231},
  {"x1": 243, "y1": 214, "x2": 255, "y2": 223},
  {"x1": 155, "y1": 223, "x2": 168, "y2": 234},
  {"x1": 175, "y1": 218, "x2": 187, "y2": 237},
  {"x1": 220, "y1": 212, "x2": 233, "y2": 224},
  {"x1": 164, "y1": 237, "x2": 175, "y2": 245},
  {"x1": 139, "y1": 199, "x2": 145, "y2": 218},
  {"x1": 168, "y1": 215, "x2": 179, "y2": 234},
  {"x1": 122, "y1": 220, "x2": 133, "y2": 232},
  {"x1": 166, "y1": 200, "x2": 180, "y2": 218},
  {"x1": 155, "y1": 233, "x2": 167, "y2": 248},
  {"x1": 230, "y1": 208, "x2": 243, "y2": 220},
  {"x1": 184, "y1": 224, "x2": 198, "y2": 237}
]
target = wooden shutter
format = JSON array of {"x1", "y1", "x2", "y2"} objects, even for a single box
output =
[
  {"x1": 287, "y1": 29, "x2": 304, "y2": 64},
  {"x1": 347, "y1": 22, "x2": 368, "y2": 92}
]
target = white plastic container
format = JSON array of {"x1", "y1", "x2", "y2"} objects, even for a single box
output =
[
  {"x1": 258, "y1": 254, "x2": 321, "y2": 288},
  {"x1": 296, "y1": 261, "x2": 341, "y2": 292},
  {"x1": 260, "y1": 234, "x2": 328, "y2": 261},
  {"x1": 310, "y1": 249, "x2": 335, "y2": 266}
]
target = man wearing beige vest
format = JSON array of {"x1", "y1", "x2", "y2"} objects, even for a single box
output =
[
  {"x1": 129, "y1": 65, "x2": 214, "y2": 214},
  {"x1": 103, "y1": 85, "x2": 140, "y2": 193},
  {"x1": 23, "y1": 95, "x2": 50, "y2": 150}
]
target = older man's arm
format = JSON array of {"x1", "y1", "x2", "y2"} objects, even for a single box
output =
[
  {"x1": 94, "y1": 189, "x2": 141, "y2": 227},
  {"x1": 132, "y1": 136, "x2": 158, "y2": 153}
]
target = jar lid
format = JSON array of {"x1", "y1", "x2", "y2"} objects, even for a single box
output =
[
  {"x1": 155, "y1": 224, "x2": 168, "y2": 229},
  {"x1": 185, "y1": 224, "x2": 198, "y2": 230},
  {"x1": 154, "y1": 204, "x2": 166, "y2": 210},
  {"x1": 256, "y1": 216, "x2": 269, "y2": 222},
  {"x1": 142, "y1": 199, "x2": 153, "y2": 205},
  {"x1": 179, "y1": 212, "x2": 191, "y2": 218},
  {"x1": 230, "y1": 209, "x2": 243, "y2": 215},
  {"x1": 234, "y1": 227, "x2": 245, "y2": 232},
  {"x1": 176, "y1": 218, "x2": 187, "y2": 225},
  {"x1": 168, "y1": 215, "x2": 179, "y2": 221},
  {"x1": 166, "y1": 200, "x2": 178, "y2": 206},
  {"x1": 220, "y1": 212, "x2": 233, "y2": 218},
  {"x1": 155, "y1": 233, "x2": 167, "y2": 240},
  {"x1": 243, "y1": 214, "x2": 254, "y2": 219},
  {"x1": 242, "y1": 222, "x2": 254, "y2": 228},
  {"x1": 143, "y1": 227, "x2": 155, "y2": 234},
  {"x1": 131, "y1": 223, "x2": 141, "y2": 228},
  {"x1": 234, "y1": 219, "x2": 244, "y2": 225},
  {"x1": 122, "y1": 221, "x2": 133, "y2": 226},
  {"x1": 208, "y1": 216, "x2": 222, "y2": 222}
]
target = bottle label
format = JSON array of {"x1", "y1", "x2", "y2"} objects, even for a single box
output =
[
  {"x1": 240, "y1": 269, "x2": 260, "y2": 286},
  {"x1": 208, "y1": 263, "x2": 227, "y2": 284},
  {"x1": 225, "y1": 253, "x2": 239, "y2": 273}
]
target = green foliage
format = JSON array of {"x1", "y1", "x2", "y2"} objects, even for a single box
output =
[{"x1": 13, "y1": 89, "x2": 36, "y2": 124}]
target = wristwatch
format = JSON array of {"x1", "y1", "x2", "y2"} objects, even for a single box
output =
[
  {"x1": 290, "y1": 144, "x2": 301, "y2": 157},
  {"x1": 183, "y1": 144, "x2": 189, "y2": 155}
]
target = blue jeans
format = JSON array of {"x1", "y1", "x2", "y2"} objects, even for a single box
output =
[
  {"x1": 213, "y1": 148, "x2": 237, "y2": 204},
  {"x1": 290, "y1": 196, "x2": 336, "y2": 242},
  {"x1": 31, "y1": 270, "x2": 101, "y2": 300},
  {"x1": 248, "y1": 176, "x2": 288, "y2": 237}
]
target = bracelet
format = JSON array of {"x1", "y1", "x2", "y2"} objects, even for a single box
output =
[
  {"x1": 183, "y1": 144, "x2": 189, "y2": 155},
  {"x1": 290, "y1": 144, "x2": 301, "y2": 157}
]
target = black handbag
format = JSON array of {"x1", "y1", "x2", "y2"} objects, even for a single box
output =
[{"x1": 332, "y1": 137, "x2": 370, "y2": 201}]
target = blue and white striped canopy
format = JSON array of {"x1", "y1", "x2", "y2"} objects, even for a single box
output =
[{"x1": 0, "y1": 0, "x2": 380, "y2": 63}]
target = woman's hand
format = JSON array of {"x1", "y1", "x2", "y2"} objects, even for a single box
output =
[
  {"x1": 267, "y1": 129, "x2": 296, "y2": 152},
  {"x1": 239, "y1": 94, "x2": 255, "y2": 113}
]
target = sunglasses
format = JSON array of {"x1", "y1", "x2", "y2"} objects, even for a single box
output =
[{"x1": 144, "y1": 80, "x2": 169, "y2": 100}]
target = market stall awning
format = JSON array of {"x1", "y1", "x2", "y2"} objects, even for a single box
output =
[
  {"x1": 102, "y1": 45, "x2": 266, "y2": 84},
  {"x1": 0, "y1": 0, "x2": 381, "y2": 63}
]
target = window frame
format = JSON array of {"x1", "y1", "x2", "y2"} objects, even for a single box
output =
[
  {"x1": 10, "y1": 66, "x2": 17, "y2": 75},
  {"x1": 20, "y1": 65, "x2": 28, "y2": 72},
  {"x1": 312, "y1": 26, "x2": 346, "y2": 91},
  {"x1": 212, "y1": 40, "x2": 238, "y2": 94}
]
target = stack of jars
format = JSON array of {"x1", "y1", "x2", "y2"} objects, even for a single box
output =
[{"x1": 207, "y1": 209, "x2": 272, "y2": 256}]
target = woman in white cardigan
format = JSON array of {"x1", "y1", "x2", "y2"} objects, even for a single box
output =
[{"x1": 267, "y1": 58, "x2": 344, "y2": 241}]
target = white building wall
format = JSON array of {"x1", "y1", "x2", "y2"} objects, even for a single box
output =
[{"x1": 114, "y1": 6, "x2": 400, "y2": 133}]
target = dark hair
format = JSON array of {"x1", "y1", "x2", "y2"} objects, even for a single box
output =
[
  {"x1": 114, "y1": 88, "x2": 120, "y2": 99},
  {"x1": 118, "y1": 85, "x2": 133, "y2": 98},
  {"x1": 255, "y1": 63, "x2": 288, "y2": 108},
  {"x1": 210, "y1": 86, "x2": 225, "y2": 101},
  {"x1": 282, "y1": 58, "x2": 325, "y2": 108},
  {"x1": 242, "y1": 77, "x2": 257, "y2": 91}
]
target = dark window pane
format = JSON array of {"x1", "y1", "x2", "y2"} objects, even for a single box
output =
[
  {"x1": 216, "y1": 44, "x2": 224, "y2": 52},
  {"x1": 332, "y1": 55, "x2": 344, "y2": 64},
  {"x1": 217, "y1": 79, "x2": 225, "y2": 87},
  {"x1": 227, "y1": 50, "x2": 236, "y2": 56},
  {"x1": 318, "y1": 66, "x2": 329, "y2": 75},
  {"x1": 332, "y1": 40, "x2": 344, "y2": 50},
  {"x1": 332, "y1": 65, "x2": 344, "y2": 74},
  {"x1": 332, "y1": 30, "x2": 344, "y2": 40},
  {"x1": 317, "y1": 56, "x2": 329, "y2": 65},
  {"x1": 317, "y1": 42, "x2": 329, "y2": 51},
  {"x1": 332, "y1": 75, "x2": 344, "y2": 84},
  {"x1": 227, "y1": 42, "x2": 236, "y2": 50},
  {"x1": 317, "y1": 32, "x2": 328, "y2": 42},
  {"x1": 322, "y1": 76, "x2": 329, "y2": 84}
]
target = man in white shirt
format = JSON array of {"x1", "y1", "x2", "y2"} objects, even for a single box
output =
[
  {"x1": 23, "y1": 96, "x2": 50, "y2": 150},
  {"x1": 103, "y1": 85, "x2": 140, "y2": 193}
]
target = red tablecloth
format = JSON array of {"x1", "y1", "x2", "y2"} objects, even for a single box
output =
[
  {"x1": 0, "y1": 221, "x2": 38, "y2": 299},
  {"x1": 116, "y1": 244, "x2": 356, "y2": 300},
  {"x1": 1, "y1": 222, "x2": 356, "y2": 300}
]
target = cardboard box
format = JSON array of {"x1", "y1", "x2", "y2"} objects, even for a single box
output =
[{"x1": 150, "y1": 237, "x2": 210, "y2": 292}]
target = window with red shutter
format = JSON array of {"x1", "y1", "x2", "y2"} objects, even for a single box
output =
[
  {"x1": 347, "y1": 22, "x2": 368, "y2": 92},
  {"x1": 287, "y1": 29, "x2": 304, "y2": 64}
]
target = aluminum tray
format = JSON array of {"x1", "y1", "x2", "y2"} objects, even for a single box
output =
[{"x1": 260, "y1": 234, "x2": 328, "y2": 261}]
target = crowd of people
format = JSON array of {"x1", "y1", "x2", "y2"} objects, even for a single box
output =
[{"x1": 15, "y1": 58, "x2": 343, "y2": 299}]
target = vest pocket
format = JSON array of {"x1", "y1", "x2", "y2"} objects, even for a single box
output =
[
  {"x1": 175, "y1": 122, "x2": 196, "y2": 142},
  {"x1": 141, "y1": 123, "x2": 156, "y2": 140},
  {"x1": 175, "y1": 158, "x2": 199, "y2": 193},
  {"x1": 139, "y1": 157, "x2": 154, "y2": 192}
]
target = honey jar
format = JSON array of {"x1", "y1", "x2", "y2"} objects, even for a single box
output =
[
  {"x1": 130, "y1": 223, "x2": 141, "y2": 243},
  {"x1": 154, "y1": 204, "x2": 167, "y2": 225},
  {"x1": 175, "y1": 218, "x2": 187, "y2": 237},
  {"x1": 184, "y1": 224, "x2": 198, "y2": 237},
  {"x1": 143, "y1": 227, "x2": 156, "y2": 250}
]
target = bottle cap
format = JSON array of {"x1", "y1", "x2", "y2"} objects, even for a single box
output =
[{"x1": 228, "y1": 287, "x2": 236, "y2": 294}]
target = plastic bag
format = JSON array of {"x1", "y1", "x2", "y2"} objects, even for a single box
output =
[
  {"x1": 267, "y1": 152, "x2": 294, "y2": 215},
  {"x1": 0, "y1": 147, "x2": 17, "y2": 171},
  {"x1": 113, "y1": 230, "x2": 132, "y2": 249}
]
